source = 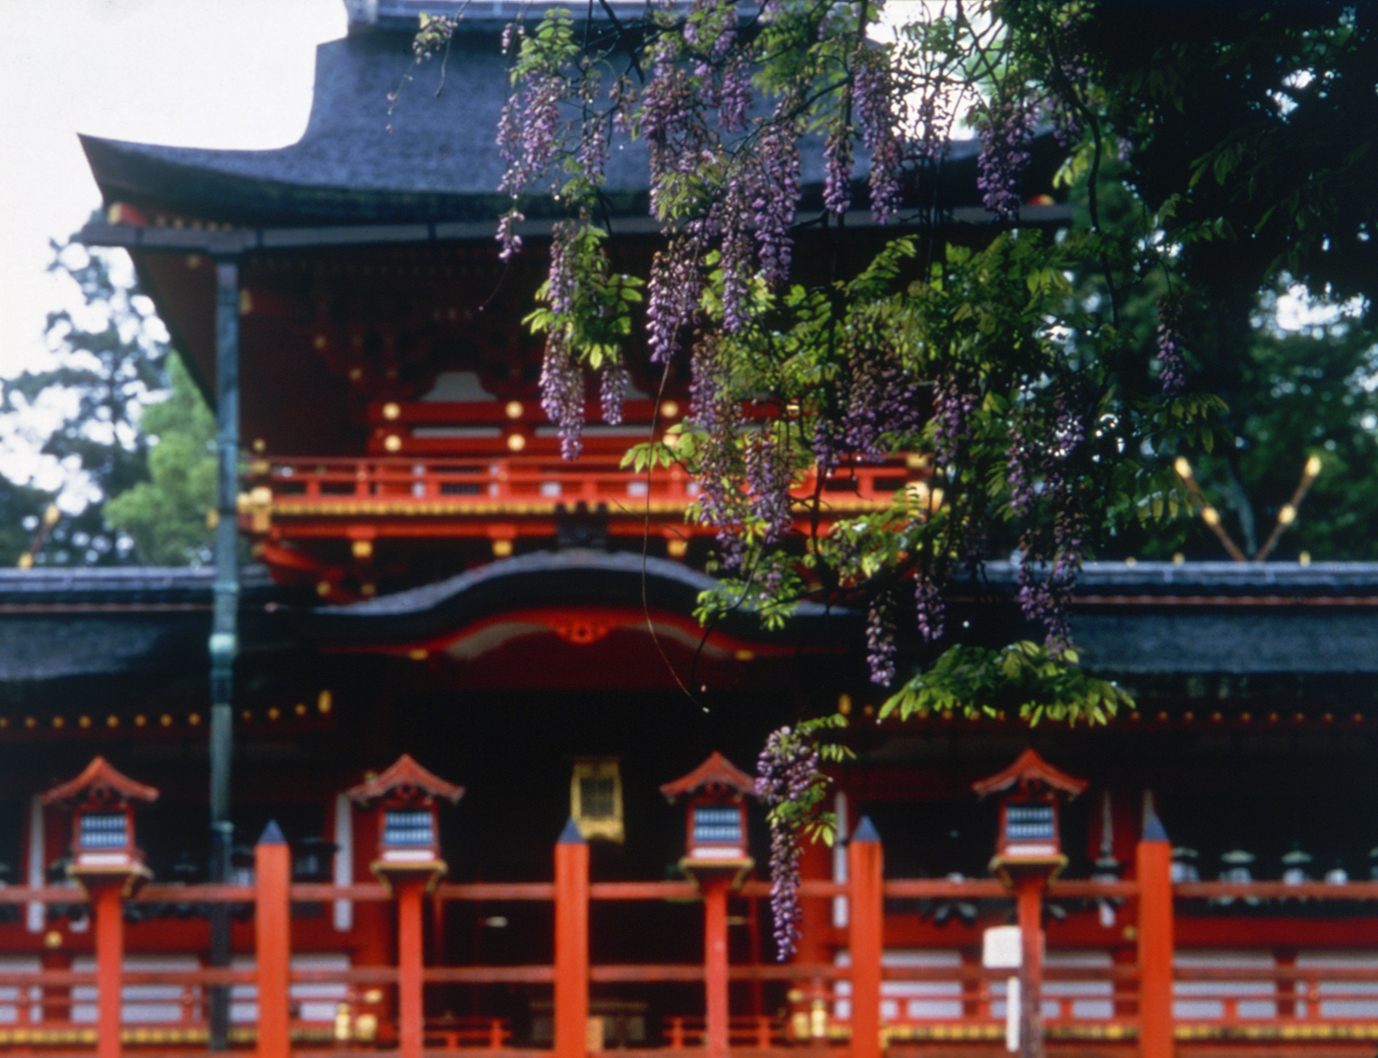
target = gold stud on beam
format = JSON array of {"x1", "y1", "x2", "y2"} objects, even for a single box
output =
[
  {"x1": 505, "y1": 400, "x2": 524, "y2": 420},
  {"x1": 382, "y1": 402, "x2": 401, "y2": 421},
  {"x1": 351, "y1": 539, "x2": 374, "y2": 560},
  {"x1": 317, "y1": 690, "x2": 333, "y2": 714},
  {"x1": 666, "y1": 538, "x2": 688, "y2": 558},
  {"x1": 506, "y1": 433, "x2": 527, "y2": 453},
  {"x1": 383, "y1": 434, "x2": 403, "y2": 453},
  {"x1": 661, "y1": 400, "x2": 680, "y2": 419},
  {"x1": 492, "y1": 538, "x2": 514, "y2": 557}
]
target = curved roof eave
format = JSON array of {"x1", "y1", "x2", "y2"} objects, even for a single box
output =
[{"x1": 306, "y1": 548, "x2": 853, "y2": 645}]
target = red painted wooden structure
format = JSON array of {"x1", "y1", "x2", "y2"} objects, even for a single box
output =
[{"x1": 6, "y1": 756, "x2": 1378, "y2": 1057}]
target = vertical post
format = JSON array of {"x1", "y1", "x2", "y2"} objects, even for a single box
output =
[
  {"x1": 554, "y1": 820, "x2": 589, "y2": 1058},
  {"x1": 209, "y1": 252, "x2": 241, "y2": 1050},
  {"x1": 1137, "y1": 813, "x2": 1175, "y2": 1058},
  {"x1": 847, "y1": 817, "x2": 883, "y2": 1058},
  {"x1": 255, "y1": 822, "x2": 291, "y2": 1058},
  {"x1": 1012, "y1": 876, "x2": 1046, "y2": 1058},
  {"x1": 394, "y1": 876, "x2": 428, "y2": 1058},
  {"x1": 701, "y1": 875, "x2": 731, "y2": 1058},
  {"x1": 90, "y1": 881, "x2": 126, "y2": 1058}
]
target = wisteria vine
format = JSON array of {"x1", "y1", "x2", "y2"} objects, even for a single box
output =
[{"x1": 402, "y1": 0, "x2": 1224, "y2": 957}]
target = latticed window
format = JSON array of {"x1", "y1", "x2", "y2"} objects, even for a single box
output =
[
  {"x1": 571, "y1": 759, "x2": 624, "y2": 843},
  {"x1": 79, "y1": 812, "x2": 128, "y2": 850}
]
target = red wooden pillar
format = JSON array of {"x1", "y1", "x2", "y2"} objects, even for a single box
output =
[
  {"x1": 85, "y1": 879, "x2": 127, "y2": 1058},
  {"x1": 1136, "y1": 813, "x2": 1175, "y2": 1058},
  {"x1": 701, "y1": 874, "x2": 732, "y2": 1058},
  {"x1": 847, "y1": 817, "x2": 883, "y2": 1058},
  {"x1": 555, "y1": 820, "x2": 589, "y2": 1058},
  {"x1": 392, "y1": 875, "x2": 429, "y2": 1058},
  {"x1": 1012, "y1": 874, "x2": 1047, "y2": 1058},
  {"x1": 255, "y1": 822, "x2": 291, "y2": 1058}
]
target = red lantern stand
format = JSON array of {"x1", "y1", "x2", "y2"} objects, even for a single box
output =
[
  {"x1": 973, "y1": 750, "x2": 1087, "y2": 1058},
  {"x1": 41, "y1": 758, "x2": 159, "y2": 1058},
  {"x1": 346, "y1": 754, "x2": 464, "y2": 1058},
  {"x1": 660, "y1": 752, "x2": 757, "y2": 1058}
]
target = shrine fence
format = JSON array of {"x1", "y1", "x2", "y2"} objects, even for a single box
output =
[{"x1": 4, "y1": 836, "x2": 1378, "y2": 1058}]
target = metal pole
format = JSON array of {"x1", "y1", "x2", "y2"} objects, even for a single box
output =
[{"x1": 208, "y1": 255, "x2": 240, "y2": 1050}]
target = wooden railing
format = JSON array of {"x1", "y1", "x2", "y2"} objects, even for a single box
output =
[
  {"x1": 7, "y1": 851, "x2": 1378, "y2": 1056},
  {"x1": 238, "y1": 455, "x2": 914, "y2": 539}
]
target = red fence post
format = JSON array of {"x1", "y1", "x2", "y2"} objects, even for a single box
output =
[
  {"x1": 81, "y1": 879, "x2": 127, "y2": 1058},
  {"x1": 394, "y1": 875, "x2": 429, "y2": 1058},
  {"x1": 848, "y1": 817, "x2": 884, "y2": 1058},
  {"x1": 255, "y1": 821, "x2": 292, "y2": 1058},
  {"x1": 555, "y1": 820, "x2": 589, "y2": 1058},
  {"x1": 1137, "y1": 813, "x2": 1175, "y2": 1058},
  {"x1": 1013, "y1": 874, "x2": 1048, "y2": 1058},
  {"x1": 701, "y1": 873, "x2": 732, "y2": 1058}
]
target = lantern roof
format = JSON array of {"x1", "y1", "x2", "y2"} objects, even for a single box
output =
[
  {"x1": 971, "y1": 748, "x2": 1087, "y2": 799},
  {"x1": 660, "y1": 751, "x2": 756, "y2": 802},
  {"x1": 41, "y1": 756, "x2": 160, "y2": 807},
  {"x1": 346, "y1": 753, "x2": 464, "y2": 805}
]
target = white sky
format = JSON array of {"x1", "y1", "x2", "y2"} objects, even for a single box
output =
[{"x1": 0, "y1": 0, "x2": 347, "y2": 380}]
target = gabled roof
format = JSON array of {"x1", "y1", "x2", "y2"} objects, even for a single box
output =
[
  {"x1": 971, "y1": 748, "x2": 1087, "y2": 799},
  {"x1": 346, "y1": 753, "x2": 465, "y2": 805},
  {"x1": 42, "y1": 757, "x2": 160, "y2": 807},
  {"x1": 660, "y1": 751, "x2": 756, "y2": 801},
  {"x1": 78, "y1": 20, "x2": 1064, "y2": 230}
]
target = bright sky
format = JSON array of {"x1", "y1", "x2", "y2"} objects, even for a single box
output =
[{"x1": 0, "y1": 0, "x2": 347, "y2": 380}]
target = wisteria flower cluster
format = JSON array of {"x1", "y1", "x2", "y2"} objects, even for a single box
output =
[{"x1": 755, "y1": 726, "x2": 824, "y2": 959}]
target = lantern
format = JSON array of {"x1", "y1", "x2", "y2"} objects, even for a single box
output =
[
  {"x1": 346, "y1": 754, "x2": 463, "y2": 880},
  {"x1": 972, "y1": 748, "x2": 1086, "y2": 883},
  {"x1": 660, "y1": 752, "x2": 755, "y2": 871},
  {"x1": 41, "y1": 757, "x2": 159, "y2": 878}
]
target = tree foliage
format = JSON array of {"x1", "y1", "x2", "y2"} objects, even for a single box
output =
[
  {"x1": 0, "y1": 237, "x2": 214, "y2": 567},
  {"x1": 435, "y1": 0, "x2": 1372, "y2": 718},
  {"x1": 104, "y1": 353, "x2": 216, "y2": 567}
]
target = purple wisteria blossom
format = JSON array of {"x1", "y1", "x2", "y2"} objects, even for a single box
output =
[
  {"x1": 865, "y1": 592, "x2": 897, "y2": 685},
  {"x1": 976, "y1": 96, "x2": 1038, "y2": 219},
  {"x1": 756, "y1": 726, "x2": 822, "y2": 959}
]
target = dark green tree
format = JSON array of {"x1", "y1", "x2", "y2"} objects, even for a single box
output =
[
  {"x1": 1, "y1": 236, "x2": 214, "y2": 566},
  {"x1": 104, "y1": 353, "x2": 216, "y2": 566}
]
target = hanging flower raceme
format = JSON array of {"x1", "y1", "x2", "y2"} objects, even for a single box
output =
[
  {"x1": 1156, "y1": 295, "x2": 1187, "y2": 394},
  {"x1": 647, "y1": 231, "x2": 705, "y2": 364},
  {"x1": 752, "y1": 100, "x2": 802, "y2": 286},
  {"x1": 756, "y1": 726, "x2": 824, "y2": 960},
  {"x1": 539, "y1": 331, "x2": 585, "y2": 461},
  {"x1": 745, "y1": 430, "x2": 793, "y2": 543},
  {"x1": 865, "y1": 592, "x2": 897, "y2": 686},
  {"x1": 976, "y1": 95, "x2": 1038, "y2": 219},
  {"x1": 853, "y1": 50, "x2": 903, "y2": 222}
]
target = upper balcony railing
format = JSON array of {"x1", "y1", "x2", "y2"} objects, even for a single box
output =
[{"x1": 239, "y1": 455, "x2": 916, "y2": 541}]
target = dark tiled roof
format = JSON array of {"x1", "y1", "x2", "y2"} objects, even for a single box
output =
[
  {"x1": 3, "y1": 559, "x2": 1376, "y2": 684},
  {"x1": 79, "y1": 21, "x2": 1060, "y2": 228}
]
